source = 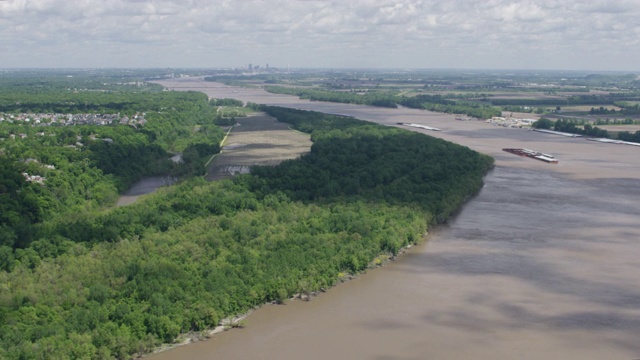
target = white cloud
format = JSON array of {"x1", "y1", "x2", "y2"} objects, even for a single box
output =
[{"x1": 0, "y1": 0, "x2": 639, "y2": 70}]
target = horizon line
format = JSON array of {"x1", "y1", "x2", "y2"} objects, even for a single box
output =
[{"x1": 1, "y1": 67, "x2": 639, "y2": 74}]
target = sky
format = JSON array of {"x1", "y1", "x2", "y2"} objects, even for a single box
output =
[{"x1": 1, "y1": 0, "x2": 639, "y2": 71}]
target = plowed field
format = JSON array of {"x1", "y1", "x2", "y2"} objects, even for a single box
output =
[{"x1": 206, "y1": 113, "x2": 311, "y2": 181}]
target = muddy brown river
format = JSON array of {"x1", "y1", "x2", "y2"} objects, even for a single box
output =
[{"x1": 149, "y1": 79, "x2": 640, "y2": 359}]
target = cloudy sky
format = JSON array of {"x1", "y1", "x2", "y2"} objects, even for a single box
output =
[{"x1": 1, "y1": 0, "x2": 639, "y2": 71}]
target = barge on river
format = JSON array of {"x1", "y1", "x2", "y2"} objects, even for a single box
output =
[{"x1": 503, "y1": 148, "x2": 558, "y2": 163}]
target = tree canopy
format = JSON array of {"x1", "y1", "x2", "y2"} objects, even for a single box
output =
[{"x1": 1, "y1": 99, "x2": 494, "y2": 358}]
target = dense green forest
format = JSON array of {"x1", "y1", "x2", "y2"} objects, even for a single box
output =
[
  {"x1": 251, "y1": 105, "x2": 493, "y2": 222},
  {"x1": 0, "y1": 77, "x2": 227, "y2": 255},
  {"x1": 1, "y1": 90, "x2": 493, "y2": 359}
]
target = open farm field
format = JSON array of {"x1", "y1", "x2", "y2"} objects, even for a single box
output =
[
  {"x1": 560, "y1": 105, "x2": 623, "y2": 112},
  {"x1": 596, "y1": 124, "x2": 640, "y2": 132},
  {"x1": 490, "y1": 93, "x2": 566, "y2": 100},
  {"x1": 500, "y1": 111, "x2": 540, "y2": 119},
  {"x1": 206, "y1": 113, "x2": 312, "y2": 181}
]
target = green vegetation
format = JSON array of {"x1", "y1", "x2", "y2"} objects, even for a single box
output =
[
  {"x1": 397, "y1": 94, "x2": 501, "y2": 119},
  {"x1": 0, "y1": 74, "x2": 229, "y2": 255},
  {"x1": 532, "y1": 117, "x2": 640, "y2": 140},
  {"x1": 205, "y1": 69, "x2": 640, "y2": 123},
  {"x1": 251, "y1": 106, "x2": 493, "y2": 222},
  {"x1": 615, "y1": 102, "x2": 640, "y2": 115},
  {"x1": 532, "y1": 118, "x2": 554, "y2": 129},
  {"x1": 263, "y1": 86, "x2": 502, "y2": 119},
  {"x1": 1, "y1": 179, "x2": 430, "y2": 358},
  {"x1": 1, "y1": 91, "x2": 493, "y2": 358},
  {"x1": 264, "y1": 86, "x2": 400, "y2": 108},
  {"x1": 552, "y1": 119, "x2": 610, "y2": 138},
  {"x1": 617, "y1": 130, "x2": 640, "y2": 142}
]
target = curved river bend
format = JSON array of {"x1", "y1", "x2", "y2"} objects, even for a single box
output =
[{"x1": 148, "y1": 79, "x2": 640, "y2": 360}]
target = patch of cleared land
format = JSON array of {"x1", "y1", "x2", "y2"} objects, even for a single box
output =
[
  {"x1": 560, "y1": 105, "x2": 623, "y2": 112},
  {"x1": 205, "y1": 113, "x2": 311, "y2": 181},
  {"x1": 595, "y1": 124, "x2": 640, "y2": 132},
  {"x1": 500, "y1": 111, "x2": 540, "y2": 120}
]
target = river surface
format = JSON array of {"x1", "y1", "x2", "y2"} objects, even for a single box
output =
[{"x1": 149, "y1": 79, "x2": 640, "y2": 359}]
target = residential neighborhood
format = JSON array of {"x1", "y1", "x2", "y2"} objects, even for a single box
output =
[{"x1": 0, "y1": 111, "x2": 146, "y2": 127}]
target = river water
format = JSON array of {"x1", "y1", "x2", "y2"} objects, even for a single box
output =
[{"x1": 149, "y1": 79, "x2": 640, "y2": 359}]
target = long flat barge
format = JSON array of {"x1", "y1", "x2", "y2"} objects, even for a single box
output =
[
  {"x1": 532, "y1": 128, "x2": 582, "y2": 137},
  {"x1": 586, "y1": 137, "x2": 640, "y2": 147},
  {"x1": 397, "y1": 122, "x2": 442, "y2": 131},
  {"x1": 503, "y1": 148, "x2": 558, "y2": 163}
]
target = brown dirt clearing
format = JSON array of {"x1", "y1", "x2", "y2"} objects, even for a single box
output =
[{"x1": 205, "y1": 113, "x2": 311, "y2": 181}]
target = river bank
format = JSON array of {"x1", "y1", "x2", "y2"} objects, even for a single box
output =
[
  {"x1": 147, "y1": 78, "x2": 640, "y2": 359},
  {"x1": 148, "y1": 312, "x2": 251, "y2": 357},
  {"x1": 146, "y1": 239, "x2": 421, "y2": 358},
  {"x1": 149, "y1": 165, "x2": 640, "y2": 360}
]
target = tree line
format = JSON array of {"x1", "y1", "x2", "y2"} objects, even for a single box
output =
[
  {"x1": 489, "y1": 94, "x2": 640, "y2": 109},
  {"x1": 252, "y1": 106, "x2": 494, "y2": 222},
  {"x1": 263, "y1": 86, "x2": 502, "y2": 119},
  {"x1": 531, "y1": 117, "x2": 640, "y2": 142},
  {"x1": 0, "y1": 86, "x2": 227, "y2": 255},
  {"x1": 1, "y1": 98, "x2": 494, "y2": 358}
]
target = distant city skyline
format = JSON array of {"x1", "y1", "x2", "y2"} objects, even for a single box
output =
[{"x1": 1, "y1": 0, "x2": 639, "y2": 72}]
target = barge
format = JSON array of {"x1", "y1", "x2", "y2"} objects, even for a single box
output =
[
  {"x1": 532, "y1": 129, "x2": 582, "y2": 138},
  {"x1": 503, "y1": 148, "x2": 559, "y2": 163},
  {"x1": 397, "y1": 123, "x2": 442, "y2": 131}
]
